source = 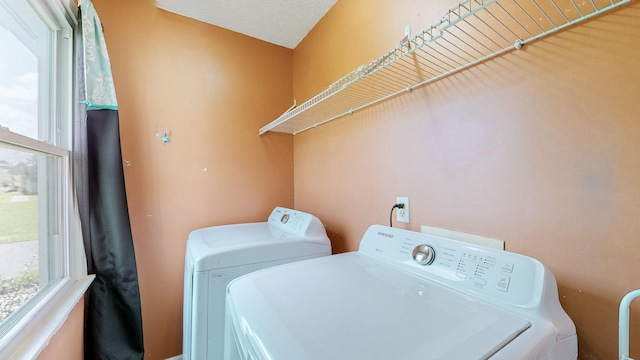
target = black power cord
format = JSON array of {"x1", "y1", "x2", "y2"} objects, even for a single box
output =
[{"x1": 389, "y1": 203, "x2": 405, "y2": 227}]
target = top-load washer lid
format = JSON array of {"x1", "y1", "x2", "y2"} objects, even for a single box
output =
[
  {"x1": 226, "y1": 252, "x2": 531, "y2": 360},
  {"x1": 226, "y1": 225, "x2": 577, "y2": 360},
  {"x1": 187, "y1": 207, "x2": 331, "y2": 271}
]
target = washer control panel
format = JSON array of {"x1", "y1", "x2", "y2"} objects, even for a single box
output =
[
  {"x1": 359, "y1": 225, "x2": 543, "y2": 306},
  {"x1": 267, "y1": 207, "x2": 325, "y2": 238}
]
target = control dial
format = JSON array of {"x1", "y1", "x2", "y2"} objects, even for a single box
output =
[{"x1": 412, "y1": 244, "x2": 436, "y2": 266}]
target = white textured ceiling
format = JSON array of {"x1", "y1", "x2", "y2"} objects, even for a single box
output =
[{"x1": 156, "y1": 0, "x2": 337, "y2": 49}]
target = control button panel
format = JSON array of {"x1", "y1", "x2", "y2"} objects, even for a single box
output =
[
  {"x1": 268, "y1": 207, "x2": 314, "y2": 236},
  {"x1": 497, "y1": 275, "x2": 511, "y2": 292},
  {"x1": 501, "y1": 262, "x2": 515, "y2": 273},
  {"x1": 359, "y1": 225, "x2": 541, "y2": 306}
]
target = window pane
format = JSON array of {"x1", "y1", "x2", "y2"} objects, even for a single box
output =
[
  {"x1": 0, "y1": 144, "x2": 64, "y2": 325},
  {"x1": 0, "y1": 0, "x2": 76, "y2": 353},
  {"x1": 0, "y1": 3, "x2": 49, "y2": 141}
]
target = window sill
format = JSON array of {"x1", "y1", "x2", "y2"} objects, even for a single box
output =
[{"x1": 0, "y1": 274, "x2": 95, "y2": 360}]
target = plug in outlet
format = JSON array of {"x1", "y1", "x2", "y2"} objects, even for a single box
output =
[{"x1": 396, "y1": 197, "x2": 409, "y2": 223}]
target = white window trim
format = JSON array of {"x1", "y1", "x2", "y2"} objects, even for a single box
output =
[
  {"x1": 0, "y1": 0, "x2": 94, "y2": 358},
  {"x1": 1, "y1": 276, "x2": 94, "y2": 360}
]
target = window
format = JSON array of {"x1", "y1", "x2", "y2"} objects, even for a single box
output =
[{"x1": 0, "y1": 0, "x2": 91, "y2": 358}]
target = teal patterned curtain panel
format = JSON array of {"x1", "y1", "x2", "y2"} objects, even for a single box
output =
[{"x1": 81, "y1": 0, "x2": 117, "y2": 111}]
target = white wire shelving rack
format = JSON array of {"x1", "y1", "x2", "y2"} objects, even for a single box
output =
[{"x1": 259, "y1": 0, "x2": 632, "y2": 135}]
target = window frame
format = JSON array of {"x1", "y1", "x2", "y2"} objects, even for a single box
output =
[{"x1": 0, "y1": 0, "x2": 93, "y2": 358}]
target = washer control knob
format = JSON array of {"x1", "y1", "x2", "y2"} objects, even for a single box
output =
[{"x1": 412, "y1": 244, "x2": 436, "y2": 266}]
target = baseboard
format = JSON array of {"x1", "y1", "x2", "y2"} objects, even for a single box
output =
[{"x1": 165, "y1": 355, "x2": 183, "y2": 360}]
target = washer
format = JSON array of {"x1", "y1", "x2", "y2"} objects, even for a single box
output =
[
  {"x1": 225, "y1": 224, "x2": 577, "y2": 360},
  {"x1": 183, "y1": 207, "x2": 331, "y2": 360}
]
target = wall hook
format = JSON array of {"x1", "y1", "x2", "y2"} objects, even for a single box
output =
[
  {"x1": 156, "y1": 130, "x2": 171, "y2": 143},
  {"x1": 162, "y1": 130, "x2": 171, "y2": 143}
]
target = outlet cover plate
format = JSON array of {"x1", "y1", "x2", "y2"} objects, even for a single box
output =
[{"x1": 396, "y1": 197, "x2": 409, "y2": 223}]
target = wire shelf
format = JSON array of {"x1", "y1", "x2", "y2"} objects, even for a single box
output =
[{"x1": 259, "y1": 0, "x2": 632, "y2": 135}]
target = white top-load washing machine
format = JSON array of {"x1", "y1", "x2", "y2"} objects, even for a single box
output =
[
  {"x1": 225, "y1": 224, "x2": 577, "y2": 360},
  {"x1": 183, "y1": 207, "x2": 331, "y2": 360}
]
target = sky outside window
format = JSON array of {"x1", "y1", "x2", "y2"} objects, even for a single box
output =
[
  {"x1": 0, "y1": 25, "x2": 38, "y2": 166},
  {"x1": 0, "y1": 25, "x2": 38, "y2": 140}
]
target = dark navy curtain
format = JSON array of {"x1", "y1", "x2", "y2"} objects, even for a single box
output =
[{"x1": 74, "y1": 2, "x2": 144, "y2": 359}]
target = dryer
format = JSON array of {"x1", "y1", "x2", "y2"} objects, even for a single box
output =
[
  {"x1": 225, "y1": 224, "x2": 577, "y2": 360},
  {"x1": 183, "y1": 207, "x2": 331, "y2": 360}
]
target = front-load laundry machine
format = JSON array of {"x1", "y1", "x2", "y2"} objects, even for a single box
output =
[
  {"x1": 183, "y1": 207, "x2": 331, "y2": 360},
  {"x1": 225, "y1": 224, "x2": 577, "y2": 360}
]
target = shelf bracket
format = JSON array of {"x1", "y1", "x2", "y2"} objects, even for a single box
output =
[{"x1": 260, "y1": 100, "x2": 296, "y2": 135}]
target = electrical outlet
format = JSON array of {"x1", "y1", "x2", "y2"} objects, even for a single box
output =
[{"x1": 396, "y1": 197, "x2": 409, "y2": 223}]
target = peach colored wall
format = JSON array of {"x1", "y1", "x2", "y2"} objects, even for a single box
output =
[
  {"x1": 89, "y1": 0, "x2": 294, "y2": 358},
  {"x1": 37, "y1": 297, "x2": 84, "y2": 360},
  {"x1": 293, "y1": 1, "x2": 640, "y2": 360}
]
